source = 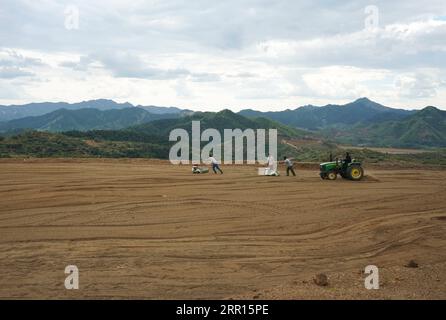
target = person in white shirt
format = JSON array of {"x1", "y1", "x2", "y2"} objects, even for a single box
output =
[
  {"x1": 283, "y1": 156, "x2": 296, "y2": 176},
  {"x1": 207, "y1": 154, "x2": 223, "y2": 174}
]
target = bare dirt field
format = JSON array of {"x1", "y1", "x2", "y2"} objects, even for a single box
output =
[{"x1": 0, "y1": 158, "x2": 445, "y2": 299}]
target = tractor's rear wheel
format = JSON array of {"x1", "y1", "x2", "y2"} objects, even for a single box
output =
[
  {"x1": 347, "y1": 165, "x2": 364, "y2": 181},
  {"x1": 327, "y1": 171, "x2": 337, "y2": 180}
]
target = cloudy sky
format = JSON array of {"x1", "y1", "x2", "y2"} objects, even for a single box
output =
[{"x1": 0, "y1": 0, "x2": 445, "y2": 111}]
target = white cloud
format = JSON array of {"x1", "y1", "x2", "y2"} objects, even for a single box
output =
[
  {"x1": 253, "y1": 19, "x2": 446, "y2": 69},
  {"x1": 0, "y1": 0, "x2": 445, "y2": 110},
  {"x1": 0, "y1": 67, "x2": 34, "y2": 79},
  {"x1": 300, "y1": 66, "x2": 386, "y2": 99},
  {"x1": 395, "y1": 70, "x2": 445, "y2": 99}
]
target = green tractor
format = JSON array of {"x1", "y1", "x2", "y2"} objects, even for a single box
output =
[{"x1": 319, "y1": 159, "x2": 364, "y2": 181}]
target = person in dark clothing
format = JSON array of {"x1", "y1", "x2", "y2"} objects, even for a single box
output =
[
  {"x1": 329, "y1": 152, "x2": 333, "y2": 162},
  {"x1": 283, "y1": 156, "x2": 296, "y2": 176},
  {"x1": 344, "y1": 152, "x2": 352, "y2": 164},
  {"x1": 342, "y1": 152, "x2": 352, "y2": 172}
]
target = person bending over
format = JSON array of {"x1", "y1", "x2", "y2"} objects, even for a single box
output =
[{"x1": 208, "y1": 154, "x2": 223, "y2": 174}]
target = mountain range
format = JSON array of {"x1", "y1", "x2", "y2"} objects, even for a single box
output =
[
  {"x1": 0, "y1": 110, "x2": 297, "y2": 159},
  {"x1": 0, "y1": 99, "x2": 188, "y2": 122},
  {"x1": 63, "y1": 109, "x2": 307, "y2": 145},
  {"x1": 0, "y1": 107, "x2": 179, "y2": 133},
  {"x1": 239, "y1": 98, "x2": 415, "y2": 130},
  {"x1": 0, "y1": 98, "x2": 445, "y2": 150}
]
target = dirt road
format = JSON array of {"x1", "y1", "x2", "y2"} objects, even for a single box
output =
[{"x1": 0, "y1": 159, "x2": 445, "y2": 299}]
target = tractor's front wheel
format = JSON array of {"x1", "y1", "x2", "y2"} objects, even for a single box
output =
[
  {"x1": 347, "y1": 165, "x2": 364, "y2": 181},
  {"x1": 327, "y1": 171, "x2": 337, "y2": 180}
]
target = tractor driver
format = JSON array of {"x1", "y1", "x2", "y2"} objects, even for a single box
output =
[
  {"x1": 342, "y1": 152, "x2": 352, "y2": 172},
  {"x1": 344, "y1": 152, "x2": 352, "y2": 164}
]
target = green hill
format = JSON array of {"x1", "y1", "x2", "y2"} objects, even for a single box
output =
[
  {"x1": 2, "y1": 108, "x2": 445, "y2": 165},
  {"x1": 0, "y1": 110, "x2": 311, "y2": 159},
  {"x1": 128, "y1": 109, "x2": 309, "y2": 138},
  {"x1": 0, "y1": 131, "x2": 169, "y2": 158},
  {"x1": 326, "y1": 106, "x2": 446, "y2": 148},
  {"x1": 61, "y1": 109, "x2": 311, "y2": 145}
]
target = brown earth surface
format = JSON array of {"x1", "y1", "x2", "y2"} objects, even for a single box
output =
[{"x1": 0, "y1": 158, "x2": 445, "y2": 299}]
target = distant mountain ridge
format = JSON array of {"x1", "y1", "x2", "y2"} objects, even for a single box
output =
[
  {"x1": 0, "y1": 107, "x2": 181, "y2": 133},
  {"x1": 0, "y1": 99, "x2": 188, "y2": 121},
  {"x1": 0, "y1": 98, "x2": 444, "y2": 149},
  {"x1": 65, "y1": 109, "x2": 309, "y2": 143},
  {"x1": 1, "y1": 106, "x2": 446, "y2": 160},
  {"x1": 239, "y1": 98, "x2": 415, "y2": 130}
]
